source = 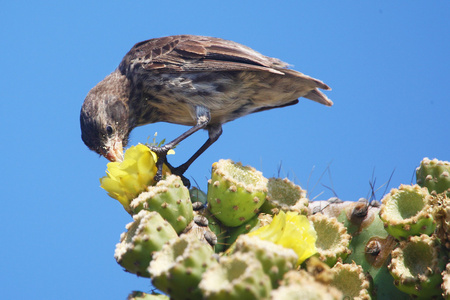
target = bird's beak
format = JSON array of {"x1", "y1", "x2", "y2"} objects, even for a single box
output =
[{"x1": 105, "y1": 138, "x2": 124, "y2": 162}]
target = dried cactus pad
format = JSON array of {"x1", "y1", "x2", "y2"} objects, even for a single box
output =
[{"x1": 207, "y1": 159, "x2": 268, "y2": 227}]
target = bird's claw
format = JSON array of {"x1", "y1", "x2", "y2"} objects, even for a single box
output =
[{"x1": 148, "y1": 144, "x2": 191, "y2": 188}]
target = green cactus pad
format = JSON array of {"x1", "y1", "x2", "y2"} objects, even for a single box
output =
[
  {"x1": 273, "y1": 270, "x2": 343, "y2": 300},
  {"x1": 225, "y1": 215, "x2": 260, "y2": 249},
  {"x1": 114, "y1": 210, "x2": 178, "y2": 277},
  {"x1": 338, "y1": 203, "x2": 409, "y2": 299},
  {"x1": 309, "y1": 213, "x2": 351, "y2": 267},
  {"x1": 207, "y1": 159, "x2": 268, "y2": 227},
  {"x1": 148, "y1": 234, "x2": 217, "y2": 300},
  {"x1": 199, "y1": 252, "x2": 272, "y2": 300},
  {"x1": 233, "y1": 235, "x2": 298, "y2": 288},
  {"x1": 130, "y1": 175, "x2": 193, "y2": 234},
  {"x1": 416, "y1": 157, "x2": 450, "y2": 196},
  {"x1": 260, "y1": 177, "x2": 308, "y2": 215},
  {"x1": 189, "y1": 187, "x2": 208, "y2": 206},
  {"x1": 329, "y1": 262, "x2": 372, "y2": 299},
  {"x1": 388, "y1": 234, "x2": 445, "y2": 298},
  {"x1": 380, "y1": 184, "x2": 436, "y2": 239}
]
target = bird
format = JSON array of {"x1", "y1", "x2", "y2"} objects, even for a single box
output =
[{"x1": 80, "y1": 35, "x2": 332, "y2": 186}]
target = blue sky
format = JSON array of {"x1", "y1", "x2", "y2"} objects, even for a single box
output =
[{"x1": 1, "y1": 1, "x2": 449, "y2": 299}]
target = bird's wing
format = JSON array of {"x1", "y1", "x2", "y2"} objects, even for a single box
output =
[{"x1": 118, "y1": 35, "x2": 291, "y2": 76}]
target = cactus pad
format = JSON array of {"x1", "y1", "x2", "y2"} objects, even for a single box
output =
[
  {"x1": 309, "y1": 213, "x2": 351, "y2": 267},
  {"x1": 148, "y1": 234, "x2": 217, "y2": 300},
  {"x1": 388, "y1": 234, "x2": 445, "y2": 298},
  {"x1": 416, "y1": 157, "x2": 450, "y2": 196},
  {"x1": 261, "y1": 177, "x2": 308, "y2": 214},
  {"x1": 233, "y1": 235, "x2": 298, "y2": 288},
  {"x1": 207, "y1": 159, "x2": 268, "y2": 227},
  {"x1": 199, "y1": 252, "x2": 272, "y2": 300},
  {"x1": 130, "y1": 175, "x2": 193, "y2": 234},
  {"x1": 380, "y1": 184, "x2": 436, "y2": 239},
  {"x1": 114, "y1": 210, "x2": 178, "y2": 277}
]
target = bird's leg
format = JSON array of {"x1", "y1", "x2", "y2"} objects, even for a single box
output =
[
  {"x1": 149, "y1": 106, "x2": 212, "y2": 185},
  {"x1": 172, "y1": 124, "x2": 222, "y2": 176}
]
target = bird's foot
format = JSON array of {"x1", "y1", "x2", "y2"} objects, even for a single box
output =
[{"x1": 147, "y1": 145, "x2": 191, "y2": 188}]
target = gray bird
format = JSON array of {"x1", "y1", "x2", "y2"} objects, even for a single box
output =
[{"x1": 80, "y1": 35, "x2": 332, "y2": 185}]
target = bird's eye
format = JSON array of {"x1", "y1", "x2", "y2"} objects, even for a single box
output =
[{"x1": 106, "y1": 125, "x2": 114, "y2": 136}]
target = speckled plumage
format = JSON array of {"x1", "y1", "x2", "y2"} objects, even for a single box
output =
[{"x1": 80, "y1": 35, "x2": 332, "y2": 176}]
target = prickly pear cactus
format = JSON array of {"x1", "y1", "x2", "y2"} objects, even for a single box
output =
[
  {"x1": 389, "y1": 234, "x2": 446, "y2": 298},
  {"x1": 232, "y1": 235, "x2": 298, "y2": 288},
  {"x1": 379, "y1": 184, "x2": 436, "y2": 239},
  {"x1": 416, "y1": 157, "x2": 450, "y2": 196},
  {"x1": 148, "y1": 234, "x2": 217, "y2": 300},
  {"x1": 207, "y1": 159, "x2": 268, "y2": 227},
  {"x1": 309, "y1": 213, "x2": 351, "y2": 267},
  {"x1": 129, "y1": 174, "x2": 193, "y2": 234},
  {"x1": 114, "y1": 210, "x2": 178, "y2": 277},
  {"x1": 199, "y1": 252, "x2": 272, "y2": 299},
  {"x1": 97, "y1": 148, "x2": 450, "y2": 299},
  {"x1": 260, "y1": 177, "x2": 308, "y2": 215}
]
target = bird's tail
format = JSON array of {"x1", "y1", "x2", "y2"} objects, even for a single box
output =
[
  {"x1": 304, "y1": 88, "x2": 333, "y2": 106},
  {"x1": 282, "y1": 68, "x2": 333, "y2": 106}
]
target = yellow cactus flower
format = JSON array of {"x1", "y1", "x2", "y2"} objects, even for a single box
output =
[
  {"x1": 100, "y1": 144, "x2": 170, "y2": 213},
  {"x1": 249, "y1": 211, "x2": 317, "y2": 265}
]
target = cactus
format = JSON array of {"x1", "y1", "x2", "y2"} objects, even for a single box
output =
[
  {"x1": 189, "y1": 187, "x2": 208, "y2": 206},
  {"x1": 148, "y1": 234, "x2": 217, "y2": 300},
  {"x1": 416, "y1": 157, "x2": 450, "y2": 196},
  {"x1": 130, "y1": 175, "x2": 193, "y2": 234},
  {"x1": 309, "y1": 213, "x2": 351, "y2": 267},
  {"x1": 430, "y1": 192, "x2": 450, "y2": 250},
  {"x1": 248, "y1": 210, "x2": 317, "y2": 265},
  {"x1": 260, "y1": 177, "x2": 308, "y2": 215},
  {"x1": 127, "y1": 291, "x2": 169, "y2": 300},
  {"x1": 379, "y1": 184, "x2": 436, "y2": 239},
  {"x1": 273, "y1": 269, "x2": 342, "y2": 300},
  {"x1": 183, "y1": 213, "x2": 219, "y2": 249},
  {"x1": 199, "y1": 252, "x2": 272, "y2": 300},
  {"x1": 329, "y1": 262, "x2": 372, "y2": 299},
  {"x1": 207, "y1": 159, "x2": 268, "y2": 227},
  {"x1": 232, "y1": 235, "x2": 298, "y2": 288},
  {"x1": 114, "y1": 210, "x2": 178, "y2": 277},
  {"x1": 388, "y1": 234, "x2": 445, "y2": 298},
  {"x1": 100, "y1": 144, "x2": 170, "y2": 213},
  {"x1": 225, "y1": 214, "x2": 261, "y2": 249},
  {"x1": 96, "y1": 151, "x2": 450, "y2": 299},
  {"x1": 443, "y1": 263, "x2": 450, "y2": 300}
]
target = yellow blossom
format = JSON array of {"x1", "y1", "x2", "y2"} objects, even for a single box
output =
[
  {"x1": 100, "y1": 144, "x2": 170, "y2": 213},
  {"x1": 249, "y1": 211, "x2": 317, "y2": 265}
]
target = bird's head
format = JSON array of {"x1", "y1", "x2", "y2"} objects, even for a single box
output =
[{"x1": 80, "y1": 71, "x2": 132, "y2": 162}]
